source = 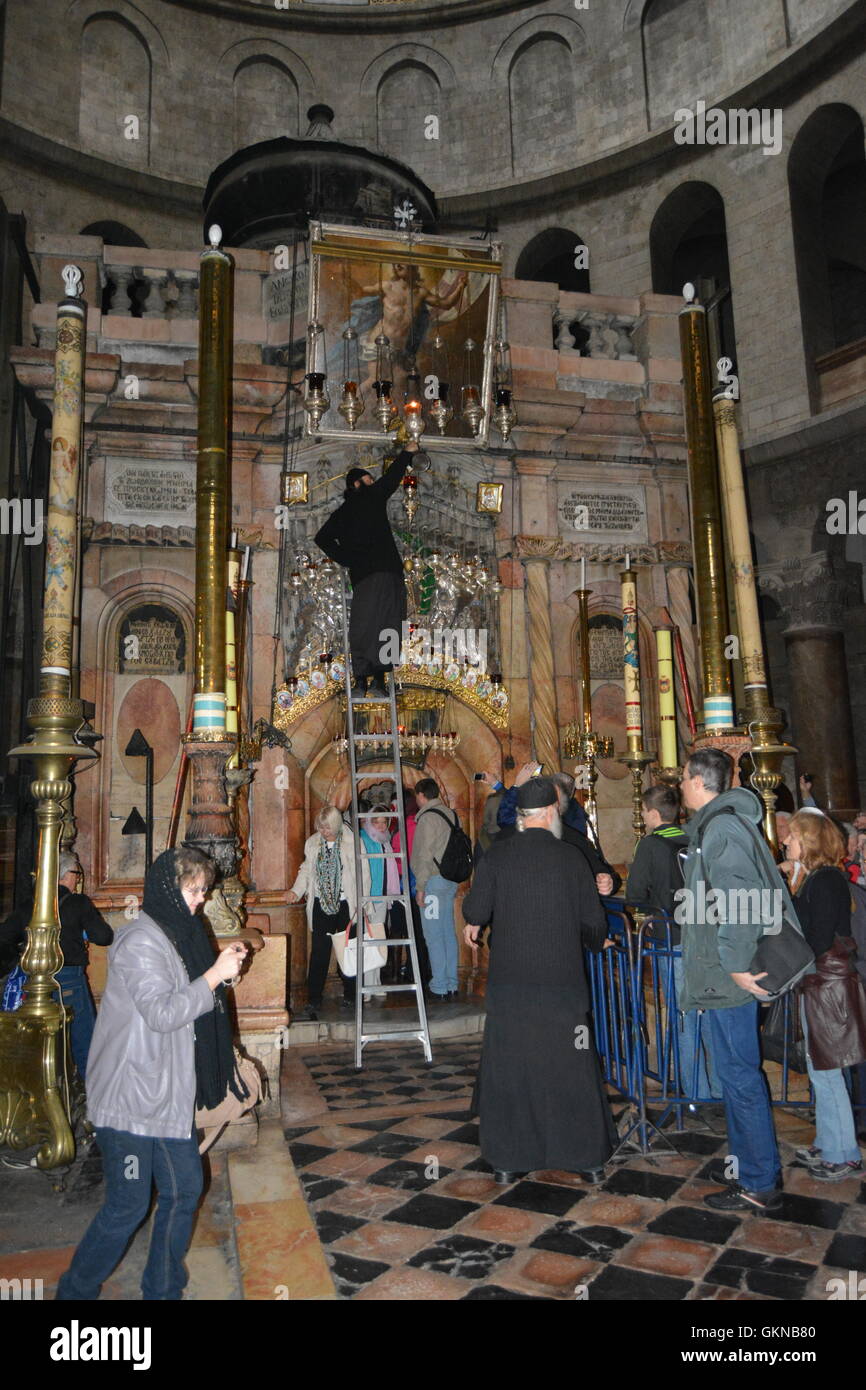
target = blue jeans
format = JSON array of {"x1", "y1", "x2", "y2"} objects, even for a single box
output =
[
  {"x1": 672, "y1": 956, "x2": 722, "y2": 1101},
  {"x1": 54, "y1": 965, "x2": 96, "y2": 1080},
  {"x1": 706, "y1": 999, "x2": 781, "y2": 1193},
  {"x1": 421, "y1": 875, "x2": 458, "y2": 994},
  {"x1": 801, "y1": 1000, "x2": 860, "y2": 1164},
  {"x1": 55, "y1": 1127, "x2": 203, "y2": 1301}
]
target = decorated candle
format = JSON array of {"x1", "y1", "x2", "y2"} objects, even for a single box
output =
[
  {"x1": 654, "y1": 626, "x2": 677, "y2": 769},
  {"x1": 621, "y1": 563, "x2": 643, "y2": 752}
]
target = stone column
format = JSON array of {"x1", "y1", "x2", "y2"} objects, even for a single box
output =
[
  {"x1": 516, "y1": 536, "x2": 562, "y2": 775},
  {"x1": 760, "y1": 553, "x2": 860, "y2": 815}
]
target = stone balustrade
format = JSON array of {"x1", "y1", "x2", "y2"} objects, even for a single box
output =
[{"x1": 553, "y1": 303, "x2": 637, "y2": 362}]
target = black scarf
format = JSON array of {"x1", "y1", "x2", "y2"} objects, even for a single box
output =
[{"x1": 142, "y1": 850, "x2": 247, "y2": 1111}]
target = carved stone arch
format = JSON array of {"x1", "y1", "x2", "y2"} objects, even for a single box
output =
[
  {"x1": 67, "y1": 0, "x2": 170, "y2": 66},
  {"x1": 215, "y1": 36, "x2": 316, "y2": 110},
  {"x1": 89, "y1": 570, "x2": 195, "y2": 887},
  {"x1": 359, "y1": 43, "x2": 457, "y2": 98},
  {"x1": 490, "y1": 13, "x2": 588, "y2": 83}
]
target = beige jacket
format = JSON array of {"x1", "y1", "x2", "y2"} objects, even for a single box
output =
[
  {"x1": 411, "y1": 798, "x2": 458, "y2": 894},
  {"x1": 290, "y1": 825, "x2": 373, "y2": 929}
]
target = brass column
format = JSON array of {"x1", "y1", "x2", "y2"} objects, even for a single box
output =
[
  {"x1": 184, "y1": 227, "x2": 238, "y2": 888},
  {"x1": 2, "y1": 266, "x2": 97, "y2": 1168},
  {"x1": 713, "y1": 390, "x2": 792, "y2": 851},
  {"x1": 678, "y1": 288, "x2": 734, "y2": 734}
]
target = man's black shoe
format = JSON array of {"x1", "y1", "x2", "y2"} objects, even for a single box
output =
[
  {"x1": 367, "y1": 680, "x2": 388, "y2": 699},
  {"x1": 494, "y1": 1170, "x2": 528, "y2": 1185},
  {"x1": 299, "y1": 1004, "x2": 319, "y2": 1021},
  {"x1": 578, "y1": 1168, "x2": 606, "y2": 1184},
  {"x1": 704, "y1": 1183, "x2": 783, "y2": 1213},
  {"x1": 349, "y1": 682, "x2": 367, "y2": 701}
]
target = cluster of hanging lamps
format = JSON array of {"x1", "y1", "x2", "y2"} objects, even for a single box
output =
[{"x1": 303, "y1": 314, "x2": 516, "y2": 441}]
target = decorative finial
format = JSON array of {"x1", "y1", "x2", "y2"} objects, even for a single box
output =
[
  {"x1": 683, "y1": 282, "x2": 696, "y2": 304},
  {"x1": 208, "y1": 225, "x2": 222, "y2": 248},
  {"x1": 62, "y1": 265, "x2": 84, "y2": 298}
]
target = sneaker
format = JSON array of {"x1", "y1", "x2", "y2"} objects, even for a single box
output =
[
  {"x1": 704, "y1": 1183, "x2": 783, "y2": 1213},
  {"x1": 794, "y1": 1144, "x2": 822, "y2": 1165},
  {"x1": 809, "y1": 1159, "x2": 862, "y2": 1182}
]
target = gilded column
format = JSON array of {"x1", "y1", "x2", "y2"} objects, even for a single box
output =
[
  {"x1": 678, "y1": 289, "x2": 734, "y2": 734},
  {"x1": 713, "y1": 391, "x2": 792, "y2": 849},
  {"x1": 516, "y1": 536, "x2": 562, "y2": 776},
  {"x1": 2, "y1": 266, "x2": 97, "y2": 1168},
  {"x1": 184, "y1": 227, "x2": 239, "y2": 890}
]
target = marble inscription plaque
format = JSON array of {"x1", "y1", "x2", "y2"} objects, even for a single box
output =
[
  {"x1": 106, "y1": 458, "x2": 196, "y2": 529},
  {"x1": 263, "y1": 262, "x2": 309, "y2": 323},
  {"x1": 557, "y1": 483, "x2": 647, "y2": 543}
]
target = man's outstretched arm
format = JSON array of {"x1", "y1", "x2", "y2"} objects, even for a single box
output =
[{"x1": 373, "y1": 444, "x2": 417, "y2": 500}]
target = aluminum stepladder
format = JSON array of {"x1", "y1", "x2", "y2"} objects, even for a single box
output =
[{"x1": 338, "y1": 575, "x2": 433, "y2": 1070}]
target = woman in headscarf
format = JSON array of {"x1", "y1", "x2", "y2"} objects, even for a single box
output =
[{"x1": 56, "y1": 847, "x2": 249, "y2": 1301}]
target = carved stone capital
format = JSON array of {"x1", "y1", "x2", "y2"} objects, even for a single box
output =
[
  {"x1": 758, "y1": 552, "x2": 859, "y2": 632},
  {"x1": 515, "y1": 535, "x2": 564, "y2": 562}
]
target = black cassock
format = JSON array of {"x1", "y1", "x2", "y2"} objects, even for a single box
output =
[{"x1": 463, "y1": 827, "x2": 616, "y2": 1173}]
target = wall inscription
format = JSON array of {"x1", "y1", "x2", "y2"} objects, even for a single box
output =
[
  {"x1": 588, "y1": 615, "x2": 624, "y2": 681},
  {"x1": 105, "y1": 459, "x2": 196, "y2": 529},
  {"x1": 119, "y1": 605, "x2": 186, "y2": 674},
  {"x1": 557, "y1": 483, "x2": 648, "y2": 543}
]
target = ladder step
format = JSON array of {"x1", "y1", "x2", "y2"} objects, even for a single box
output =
[
  {"x1": 360, "y1": 1030, "x2": 429, "y2": 1044},
  {"x1": 361, "y1": 983, "x2": 419, "y2": 993}
]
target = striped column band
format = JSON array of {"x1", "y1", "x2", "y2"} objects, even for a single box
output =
[
  {"x1": 703, "y1": 695, "x2": 734, "y2": 732},
  {"x1": 193, "y1": 692, "x2": 227, "y2": 732}
]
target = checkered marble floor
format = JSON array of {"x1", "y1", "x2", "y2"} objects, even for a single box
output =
[{"x1": 286, "y1": 1043, "x2": 866, "y2": 1301}]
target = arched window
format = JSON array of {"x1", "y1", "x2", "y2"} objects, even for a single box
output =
[
  {"x1": 376, "y1": 61, "x2": 441, "y2": 185},
  {"x1": 79, "y1": 220, "x2": 147, "y2": 248},
  {"x1": 789, "y1": 104, "x2": 866, "y2": 397},
  {"x1": 80, "y1": 16, "x2": 151, "y2": 167},
  {"x1": 643, "y1": 0, "x2": 713, "y2": 128},
  {"x1": 650, "y1": 182, "x2": 736, "y2": 365},
  {"x1": 233, "y1": 57, "x2": 299, "y2": 150},
  {"x1": 515, "y1": 228, "x2": 590, "y2": 293},
  {"x1": 509, "y1": 36, "x2": 574, "y2": 173}
]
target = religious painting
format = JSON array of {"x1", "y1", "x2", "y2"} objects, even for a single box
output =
[
  {"x1": 305, "y1": 221, "x2": 501, "y2": 449},
  {"x1": 281, "y1": 471, "x2": 309, "y2": 505},
  {"x1": 476, "y1": 481, "x2": 503, "y2": 514}
]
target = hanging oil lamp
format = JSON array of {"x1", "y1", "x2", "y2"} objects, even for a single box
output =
[
  {"x1": 402, "y1": 368, "x2": 426, "y2": 442},
  {"x1": 372, "y1": 334, "x2": 398, "y2": 432},
  {"x1": 337, "y1": 327, "x2": 365, "y2": 429},
  {"x1": 460, "y1": 338, "x2": 484, "y2": 436},
  {"x1": 429, "y1": 334, "x2": 453, "y2": 435},
  {"x1": 303, "y1": 320, "x2": 330, "y2": 429},
  {"x1": 492, "y1": 337, "x2": 517, "y2": 441}
]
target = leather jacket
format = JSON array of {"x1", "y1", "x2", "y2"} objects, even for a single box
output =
[
  {"x1": 85, "y1": 913, "x2": 214, "y2": 1139},
  {"x1": 801, "y1": 935, "x2": 866, "y2": 1071}
]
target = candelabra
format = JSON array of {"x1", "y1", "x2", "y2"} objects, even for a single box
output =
[{"x1": 562, "y1": 582, "x2": 613, "y2": 843}]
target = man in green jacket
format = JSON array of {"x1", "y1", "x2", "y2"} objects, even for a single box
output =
[{"x1": 679, "y1": 747, "x2": 785, "y2": 1213}]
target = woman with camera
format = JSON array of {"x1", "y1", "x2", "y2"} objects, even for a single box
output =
[{"x1": 56, "y1": 847, "x2": 249, "y2": 1301}]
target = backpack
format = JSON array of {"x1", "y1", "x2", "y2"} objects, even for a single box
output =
[
  {"x1": 695, "y1": 803, "x2": 814, "y2": 997},
  {"x1": 426, "y1": 807, "x2": 474, "y2": 884}
]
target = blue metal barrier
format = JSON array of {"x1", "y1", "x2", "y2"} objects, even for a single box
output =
[{"x1": 587, "y1": 902, "x2": 814, "y2": 1152}]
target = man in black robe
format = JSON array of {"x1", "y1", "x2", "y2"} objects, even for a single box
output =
[
  {"x1": 462, "y1": 776, "x2": 616, "y2": 1184},
  {"x1": 315, "y1": 442, "x2": 418, "y2": 700}
]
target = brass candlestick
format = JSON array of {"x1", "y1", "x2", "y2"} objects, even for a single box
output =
[
  {"x1": 651, "y1": 764, "x2": 683, "y2": 789},
  {"x1": 618, "y1": 748, "x2": 654, "y2": 840},
  {"x1": 564, "y1": 584, "x2": 614, "y2": 843}
]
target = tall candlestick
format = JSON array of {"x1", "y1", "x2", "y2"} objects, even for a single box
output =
[
  {"x1": 580, "y1": 556, "x2": 586, "y2": 590},
  {"x1": 654, "y1": 626, "x2": 678, "y2": 769},
  {"x1": 621, "y1": 562, "x2": 643, "y2": 753}
]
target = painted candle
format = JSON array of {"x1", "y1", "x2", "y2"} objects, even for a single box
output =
[
  {"x1": 621, "y1": 564, "x2": 643, "y2": 752},
  {"x1": 654, "y1": 627, "x2": 678, "y2": 768}
]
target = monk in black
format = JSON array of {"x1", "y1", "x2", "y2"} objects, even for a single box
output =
[
  {"x1": 463, "y1": 777, "x2": 616, "y2": 1182},
  {"x1": 315, "y1": 443, "x2": 418, "y2": 699}
]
